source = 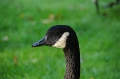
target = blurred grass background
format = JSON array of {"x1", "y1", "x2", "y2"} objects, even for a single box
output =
[{"x1": 0, "y1": 0, "x2": 120, "y2": 79}]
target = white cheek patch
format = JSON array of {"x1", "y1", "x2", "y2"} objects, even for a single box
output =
[{"x1": 53, "y1": 32, "x2": 70, "y2": 48}]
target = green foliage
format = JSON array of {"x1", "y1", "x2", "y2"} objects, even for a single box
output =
[{"x1": 0, "y1": 0, "x2": 120, "y2": 79}]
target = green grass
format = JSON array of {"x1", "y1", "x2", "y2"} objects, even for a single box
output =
[{"x1": 0, "y1": 0, "x2": 120, "y2": 79}]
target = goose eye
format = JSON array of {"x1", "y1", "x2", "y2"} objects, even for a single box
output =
[
  {"x1": 54, "y1": 31, "x2": 60, "y2": 35},
  {"x1": 52, "y1": 32, "x2": 70, "y2": 48}
]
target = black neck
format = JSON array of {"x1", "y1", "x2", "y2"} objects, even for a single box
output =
[{"x1": 63, "y1": 46, "x2": 80, "y2": 79}]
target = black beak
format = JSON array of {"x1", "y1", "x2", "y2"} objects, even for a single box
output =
[{"x1": 32, "y1": 36, "x2": 46, "y2": 47}]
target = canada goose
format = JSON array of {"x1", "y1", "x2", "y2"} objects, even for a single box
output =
[{"x1": 32, "y1": 25, "x2": 80, "y2": 79}]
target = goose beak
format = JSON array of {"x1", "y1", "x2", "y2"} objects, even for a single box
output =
[{"x1": 32, "y1": 37, "x2": 46, "y2": 47}]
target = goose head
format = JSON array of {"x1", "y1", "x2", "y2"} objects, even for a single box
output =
[{"x1": 32, "y1": 25, "x2": 78, "y2": 49}]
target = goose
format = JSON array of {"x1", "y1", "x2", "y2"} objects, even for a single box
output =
[{"x1": 32, "y1": 25, "x2": 80, "y2": 79}]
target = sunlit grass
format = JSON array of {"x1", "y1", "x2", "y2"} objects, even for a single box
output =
[{"x1": 0, "y1": 0, "x2": 120, "y2": 79}]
